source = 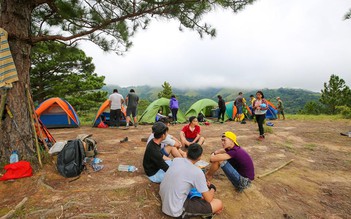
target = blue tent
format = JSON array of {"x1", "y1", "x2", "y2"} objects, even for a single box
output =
[{"x1": 36, "y1": 97, "x2": 80, "y2": 128}]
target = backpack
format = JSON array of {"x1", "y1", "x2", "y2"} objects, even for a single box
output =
[
  {"x1": 57, "y1": 139, "x2": 85, "y2": 178},
  {"x1": 76, "y1": 134, "x2": 98, "y2": 157}
]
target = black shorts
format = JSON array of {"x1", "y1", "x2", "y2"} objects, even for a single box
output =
[
  {"x1": 126, "y1": 107, "x2": 137, "y2": 117},
  {"x1": 181, "y1": 198, "x2": 212, "y2": 218}
]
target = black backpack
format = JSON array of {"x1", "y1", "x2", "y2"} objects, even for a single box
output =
[{"x1": 57, "y1": 139, "x2": 86, "y2": 178}]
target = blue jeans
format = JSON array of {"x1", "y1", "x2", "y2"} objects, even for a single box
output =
[
  {"x1": 148, "y1": 160, "x2": 172, "y2": 183},
  {"x1": 220, "y1": 161, "x2": 242, "y2": 189}
]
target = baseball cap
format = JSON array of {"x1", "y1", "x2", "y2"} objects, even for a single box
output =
[
  {"x1": 152, "y1": 122, "x2": 168, "y2": 135},
  {"x1": 222, "y1": 131, "x2": 239, "y2": 146}
]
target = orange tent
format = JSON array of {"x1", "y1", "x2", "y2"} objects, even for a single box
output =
[{"x1": 93, "y1": 100, "x2": 127, "y2": 127}]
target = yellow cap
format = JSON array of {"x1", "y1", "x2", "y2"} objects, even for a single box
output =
[{"x1": 222, "y1": 131, "x2": 239, "y2": 146}]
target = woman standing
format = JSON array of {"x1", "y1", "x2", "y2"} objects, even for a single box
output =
[
  {"x1": 217, "y1": 95, "x2": 226, "y2": 123},
  {"x1": 169, "y1": 95, "x2": 179, "y2": 123},
  {"x1": 252, "y1": 91, "x2": 269, "y2": 140}
]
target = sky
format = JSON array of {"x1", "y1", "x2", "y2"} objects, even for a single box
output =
[{"x1": 80, "y1": 0, "x2": 351, "y2": 92}]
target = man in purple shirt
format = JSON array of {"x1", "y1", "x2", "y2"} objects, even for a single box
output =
[{"x1": 206, "y1": 131, "x2": 254, "y2": 192}]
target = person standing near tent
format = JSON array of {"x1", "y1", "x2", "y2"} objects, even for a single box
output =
[
  {"x1": 252, "y1": 91, "x2": 269, "y2": 140},
  {"x1": 109, "y1": 89, "x2": 124, "y2": 128},
  {"x1": 205, "y1": 131, "x2": 254, "y2": 192},
  {"x1": 234, "y1": 92, "x2": 244, "y2": 121},
  {"x1": 125, "y1": 89, "x2": 139, "y2": 128},
  {"x1": 169, "y1": 95, "x2": 179, "y2": 124},
  {"x1": 180, "y1": 116, "x2": 205, "y2": 147},
  {"x1": 276, "y1": 97, "x2": 286, "y2": 120},
  {"x1": 217, "y1": 95, "x2": 226, "y2": 123}
]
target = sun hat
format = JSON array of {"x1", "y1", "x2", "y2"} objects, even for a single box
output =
[{"x1": 222, "y1": 131, "x2": 239, "y2": 146}]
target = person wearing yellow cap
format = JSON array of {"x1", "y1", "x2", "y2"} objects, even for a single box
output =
[{"x1": 206, "y1": 131, "x2": 255, "y2": 192}]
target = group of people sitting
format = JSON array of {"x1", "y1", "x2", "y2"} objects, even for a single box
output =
[{"x1": 142, "y1": 117, "x2": 255, "y2": 218}]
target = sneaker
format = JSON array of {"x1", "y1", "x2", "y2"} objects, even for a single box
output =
[
  {"x1": 134, "y1": 123, "x2": 138, "y2": 128},
  {"x1": 120, "y1": 137, "x2": 128, "y2": 143},
  {"x1": 258, "y1": 135, "x2": 264, "y2": 141},
  {"x1": 237, "y1": 176, "x2": 251, "y2": 192}
]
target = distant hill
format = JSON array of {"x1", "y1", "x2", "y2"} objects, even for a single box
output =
[{"x1": 103, "y1": 85, "x2": 320, "y2": 114}]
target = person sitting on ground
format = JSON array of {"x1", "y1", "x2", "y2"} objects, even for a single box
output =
[
  {"x1": 147, "y1": 118, "x2": 186, "y2": 159},
  {"x1": 197, "y1": 112, "x2": 205, "y2": 122},
  {"x1": 155, "y1": 109, "x2": 167, "y2": 122},
  {"x1": 143, "y1": 122, "x2": 171, "y2": 183},
  {"x1": 159, "y1": 143, "x2": 223, "y2": 218},
  {"x1": 206, "y1": 131, "x2": 254, "y2": 192},
  {"x1": 180, "y1": 116, "x2": 205, "y2": 147}
]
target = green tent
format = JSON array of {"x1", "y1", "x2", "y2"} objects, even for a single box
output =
[
  {"x1": 139, "y1": 98, "x2": 187, "y2": 124},
  {"x1": 185, "y1": 98, "x2": 229, "y2": 121}
]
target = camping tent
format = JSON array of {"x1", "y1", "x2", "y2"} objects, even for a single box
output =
[
  {"x1": 92, "y1": 99, "x2": 128, "y2": 127},
  {"x1": 225, "y1": 101, "x2": 252, "y2": 119},
  {"x1": 36, "y1": 97, "x2": 80, "y2": 128},
  {"x1": 185, "y1": 98, "x2": 229, "y2": 121},
  {"x1": 248, "y1": 100, "x2": 278, "y2": 120},
  {"x1": 139, "y1": 98, "x2": 186, "y2": 124}
]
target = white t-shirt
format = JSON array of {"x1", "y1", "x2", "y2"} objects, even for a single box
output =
[
  {"x1": 109, "y1": 93, "x2": 124, "y2": 110},
  {"x1": 147, "y1": 133, "x2": 175, "y2": 149},
  {"x1": 159, "y1": 158, "x2": 209, "y2": 217}
]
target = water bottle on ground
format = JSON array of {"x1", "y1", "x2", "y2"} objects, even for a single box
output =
[
  {"x1": 10, "y1": 150, "x2": 19, "y2": 163},
  {"x1": 118, "y1": 164, "x2": 137, "y2": 172}
]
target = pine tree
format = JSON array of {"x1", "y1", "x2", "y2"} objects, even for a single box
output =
[
  {"x1": 158, "y1": 82, "x2": 173, "y2": 99},
  {"x1": 320, "y1": 74, "x2": 351, "y2": 114}
]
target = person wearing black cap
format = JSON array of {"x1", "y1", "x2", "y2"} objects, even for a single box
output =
[{"x1": 143, "y1": 122, "x2": 171, "y2": 183}]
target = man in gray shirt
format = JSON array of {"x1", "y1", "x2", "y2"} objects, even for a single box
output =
[
  {"x1": 159, "y1": 144, "x2": 223, "y2": 218},
  {"x1": 125, "y1": 89, "x2": 139, "y2": 128}
]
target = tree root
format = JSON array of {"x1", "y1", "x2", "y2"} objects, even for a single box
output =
[
  {"x1": 0, "y1": 197, "x2": 28, "y2": 219},
  {"x1": 37, "y1": 175, "x2": 57, "y2": 191}
]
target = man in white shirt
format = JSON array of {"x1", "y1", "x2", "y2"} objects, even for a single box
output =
[
  {"x1": 159, "y1": 144, "x2": 223, "y2": 218},
  {"x1": 109, "y1": 89, "x2": 124, "y2": 128}
]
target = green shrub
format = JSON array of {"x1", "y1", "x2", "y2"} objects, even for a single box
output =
[{"x1": 336, "y1": 105, "x2": 351, "y2": 119}]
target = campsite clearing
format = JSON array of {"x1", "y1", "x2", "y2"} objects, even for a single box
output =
[{"x1": 0, "y1": 119, "x2": 350, "y2": 218}]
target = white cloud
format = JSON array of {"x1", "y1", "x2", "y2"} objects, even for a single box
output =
[{"x1": 79, "y1": 0, "x2": 351, "y2": 92}]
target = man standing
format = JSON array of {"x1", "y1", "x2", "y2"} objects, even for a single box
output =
[
  {"x1": 206, "y1": 131, "x2": 254, "y2": 192},
  {"x1": 143, "y1": 122, "x2": 171, "y2": 183},
  {"x1": 160, "y1": 144, "x2": 223, "y2": 218},
  {"x1": 125, "y1": 89, "x2": 139, "y2": 128},
  {"x1": 276, "y1": 97, "x2": 286, "y2": 120},
  {"x1": 109, "y1": 89, "x2": 124, "y2": 128}
]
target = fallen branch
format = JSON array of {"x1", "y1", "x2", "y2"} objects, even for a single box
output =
[
  {"x1": 257, "y1": 159, "x2": 294, "y2": 179},
  {"x1": 0, "y1": 197, "x2": 28, "y2": 219}
]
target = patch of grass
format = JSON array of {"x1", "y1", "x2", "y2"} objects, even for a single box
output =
[
  {"x1": 286, "y1": 114, "x2": 344, "y2": 121},
  {"x1": 264, "y1": 125, "x2": 273, "y2": 134},
  {"x1": 304, "y1": 143, "x2": 317, "y2": 151},
  {"x1": 113, "y1": 187, "x2": 132, "y2": 198}
]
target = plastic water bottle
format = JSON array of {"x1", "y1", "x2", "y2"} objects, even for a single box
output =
[
  {"x1": 10, "y1": 150, "x2": 19, "y2": 163},
  {"x1": 118, "y1": 164, "x2": 137, "y2": 172}
]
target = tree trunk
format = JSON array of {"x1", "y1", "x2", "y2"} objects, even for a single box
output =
[{"x1": 0, "y1": 0, "x2": 37, "y2": 166}]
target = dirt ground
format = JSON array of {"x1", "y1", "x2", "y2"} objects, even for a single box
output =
[{"x1": 1, "y1": 119, "x2": 351, "y2": 219}]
